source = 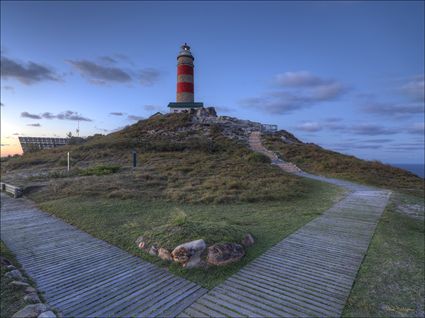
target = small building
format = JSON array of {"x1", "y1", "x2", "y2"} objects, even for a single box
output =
[{"x1": 168, "y1": 43, "x2": 203, "y2": 113}]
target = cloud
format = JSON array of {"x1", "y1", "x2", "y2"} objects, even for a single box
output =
[
  {"x1": 110, "y1": 112, "x2": 124, "y2": 116},
  {"x1": 98, "y1": 56, "x2": 117, "y2": 64},
  {"x1": 27, "y1": 123, "x2": 41, "y2": 127},
  {"x1": 401, "y1": 75, "x2": 424, "y2": 102},
  {"x1": 349, "y1": 123, "x2": 398, "y2": 136},
  {"x1": 1, "y1": 56, "x2": 61, "y2": 85},
  {"x1": 295, "y1": 122, "x2": 323, "y2": 132},
  {"x1": 41, "y1": 112, "x2": 56, "y2": 119},
  {"x1": 363, "y1": 138, "x2": 393, "y2": 143},
  {"x1": 56, "y1": 110, "x2": 92, "y2": 121},
  {"x1": 139, "y1": 68, "x2": 161, "y2": 86},
  {"x1": 21, "y1": 111, "x2": 42, "y2": 119},
  {"x1": 241, "y1": 71, "x2": 347, "y2": 114},
  {"x1": 3, "y1": 86, "x2": 14, "y2": 91},
  {"x1": 407, "y1": 122, "x2": 424, "y2": 135},
  {"x1": 215, "y1": 106, "x2": 233, "y2": 113},
  {"x1": 127, "y1": 115, "x2": 144, "y2": 121},
  {"x1": 324, "y1": 117, "x2": 343, "y2": 123},
  {"x1": 68, "y1": 59, "x2": 132, "y2": 84},
  {"x1": 362, "y1": 102, "x2": 424, "y2": 118},
  {"x1": 95, "y1": 126, "x2": 109, "y2": 132}
]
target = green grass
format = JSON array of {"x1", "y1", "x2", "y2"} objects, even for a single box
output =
[
  {"x1": 263, "y1": 134, "x2": 424, "y2": 197},
  {"x1": 1, "y1": 241, "x2": 28, "y2": 318},
  {"x1": 34, "y1": 178, "x2": 345, "y2": 289},
  {"x1": 343, "y1": 193, "x2": 424, "y2": 317}
]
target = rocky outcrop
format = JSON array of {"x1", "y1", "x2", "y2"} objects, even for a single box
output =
[
  {"x1": 241, "y1": 234, "x2": 255, "y2": 247},
  {"x1": 158, "y1": 248, "x2": 172, "y2": 262},
  {"x1": 171, "y1": 239, "x2": 206, "y2": 268},
  {"x1": 207, "y1": 243, "x2": 245, "y2": 266},
  {"x1": 12, "y1": 303, "x2": 49, "y2": 318}
]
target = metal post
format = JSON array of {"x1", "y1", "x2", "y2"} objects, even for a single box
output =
[
  {"x1": 132, "y1": 150, "x2": 137, "y2": 170},
  {"x1": 67, "y1": 152, "x2": 70, "y2": 172}
]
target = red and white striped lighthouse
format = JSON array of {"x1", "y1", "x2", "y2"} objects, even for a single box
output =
[
  {"x1": 177, "y1": 43, "x2": 194, "y2": 103},
  {"x1": 168, "y1": 43, "x2": 203, "y2": 112}
]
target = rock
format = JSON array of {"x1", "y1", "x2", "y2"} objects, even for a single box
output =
[
  {"x1": 12, "y1": 303, "x2": 48, "y2": 318},
  {"x1": 0, "y1": 256, "x2": 12, "y2": 266},
  {"x1": 207, "y1": 243, "x2": 245, "y2": 266},
  {"x1": 149, "y1": 245, "x2": 158, "y2": 256},
  {"x1": 25, "y1": 287, "x2": 37, "y2": 294},
  {"x1": 191, "y1": 107, "x2": 217, "y2": 118},
  {"x1": 24, "y1": 293, "x2": 41, "y2": 304},
  {"x1": 135, "y1": 236, "x2": 146, "y2": 249},
  {"x1": 37, "y1": 311, "x2": 56, "y2": 318},
  {"x1": 171, "y1": 239, "x2": 206, "y2": 268},
  {"x1": 5, "y1": 269, "x2": 24, "y2": 281},
  {"x1": 9, "y1": 281, "x2": 30, "y2": 288},
  {"x1": 158, "y1": 248, "x2": 172, "y2": 262},
  {"x1": 241, "y1": 233, "x2": 255, "y2": 247},
  {"x1": 7, "y1": 265, "x2": 17, "y2": 271}
]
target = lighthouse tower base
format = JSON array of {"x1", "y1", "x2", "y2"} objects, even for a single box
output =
[{"x1": 168, "y1": 102, "x2": 204, "y2": 113}]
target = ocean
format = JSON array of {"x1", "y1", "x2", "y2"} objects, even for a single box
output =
[{"x1": 391, "y1": 164, "x2": 425, "y2": 179}]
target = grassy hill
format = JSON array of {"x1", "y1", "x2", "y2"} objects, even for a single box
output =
[{"x1": 263, "y1": 132, "x2": 424, "y2": 198}]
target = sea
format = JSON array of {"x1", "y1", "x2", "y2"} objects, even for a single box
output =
[{"x1": 391, "y1": 163, "x2": 425, "y2": 179}]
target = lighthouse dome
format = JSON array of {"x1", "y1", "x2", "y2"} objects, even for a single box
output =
[{"x1": 177, "y1": 43, "x2": 194, "y2": 60}]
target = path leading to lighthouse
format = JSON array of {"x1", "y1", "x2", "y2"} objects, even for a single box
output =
[
  {"x1": 0, "y1": 194, "x2": 207, "y2": 317},
  {"x1": 179, "y1": 132, "x2": 391, "y2": 317}
]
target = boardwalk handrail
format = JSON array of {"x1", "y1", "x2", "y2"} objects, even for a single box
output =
[{"x1": 0, "y1": 182, "x2": 23, "y2": 198}]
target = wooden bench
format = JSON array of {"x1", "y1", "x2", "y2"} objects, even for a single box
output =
[{"x1": 0, "y1": 182, "x2": 23, "y2": 198}]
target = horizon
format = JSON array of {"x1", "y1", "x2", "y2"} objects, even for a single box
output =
[{"x1": 1, "y1": 1, "x2": 424, "y2": 164}]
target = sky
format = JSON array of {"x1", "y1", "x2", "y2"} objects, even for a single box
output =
[{"x1": 1, "y1": 1, "x2": 424, "y2": 164}]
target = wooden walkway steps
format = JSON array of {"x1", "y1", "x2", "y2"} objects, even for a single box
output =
[
  {"x1": 0, "y1": 194, "x2": 207, "y2": 317},
  {"x1": 179, "y1": 132, "x2": 391, "y2": 317}
]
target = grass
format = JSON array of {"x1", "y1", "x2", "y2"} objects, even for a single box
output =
[
  {"x1": 263, "y1": 134, "x2": 424, "y2": 197},
  {"x1": 34, "y1": 178, "x2": 345, "y2": 289},
  {"x1": 343, "y1": 193, "x2": 424, "y2": 317},
  {"x1": 1, "y1": 241, "x2": 28, "y2": 318}
]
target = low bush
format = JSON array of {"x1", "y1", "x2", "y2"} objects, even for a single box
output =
[{"x1": 79, "y1": 165, "x2": 121, "y2": 176}]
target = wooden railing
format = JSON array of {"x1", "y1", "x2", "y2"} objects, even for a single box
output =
[{"x1": 0, "y1": 182, "x2": 23, "y2": 198}]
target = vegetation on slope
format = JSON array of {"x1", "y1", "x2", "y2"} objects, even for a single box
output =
[
  {"x1": 344, "y1": 193, "x2": 424, "y2": 317},
  {"x1": 263, "y1": 133, "x2": 424, "y2": 197},
  {"x1": 3, "y1": 113, "x2": 310, "y2": 204}
]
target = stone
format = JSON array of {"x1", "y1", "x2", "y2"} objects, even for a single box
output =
[
  {"x1": 9, "y1": 281, "x2": 30, "y2": 288},
  {"x1": 12, "y1": 303, "x2": 48, "y2": 318},
  {"x1": 0, "y1": 256, "x2": 12, "y2": 266},
  {"x1": 7, "y1": 265, "x2": 17, "y2": 271},
  {"x1": 25, "y1": 287, "x2": 37, "y2": 294},
  {"x1": 38, "y1": 311, "x2": 56, "y2": 318},
  {"x1": 24, "y1": 293, "x2": 41, "y2": 304},
  {"x1": 241, "y1": 233, "x2": 255, "y2": 247},
  {"x1": 5, "y1": 269, "x2": 24, "y2": 281},
  {"x1": 207, "y1": 243, "x2": 245, "y2": 266},
  {"x1": 158, "y1": 248, "x2": 172, "y2": 262},
  {"x1": 149, "y1": 245, "x2": 158, "y2": 256},
  {"x1": 171, "y1": 239, "x2": 206, "y2": 268},
  {"x1": 135, "y1": 236, "x2": 146, "y2": 249}
]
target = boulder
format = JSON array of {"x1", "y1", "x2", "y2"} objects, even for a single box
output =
[
  {"x1": 24, "y1": 293, "x2": 41, "y2": 304},
  {"x1": 5, "y1": 269, "x2": 24, "y2": 281},
  {"x1": 25, "y1": 287, "x2": 37, "y2": 294},
  {"x1": 38, "y1": 311, "x2": 56, "y2": 318},
  {"x1": 241, "y1": 233, "x2": 255, "y2": 247},
  {"x1": 135, "y1": 236, "x2": 146, "y2": 249},
  {"x1": 158, "y1": 248, "x2": 172, "y2": 262},
  {"x1": 12, "y1": 303, "x2": 48, "y2": 318},
  {"x1": 9, "y1": 281, "x2": 30, "y2": 288},
  {"x1": 207, "y1": 243, "x2": 245, "y2": 266},
  {"x1": 149, "y1": 245, "x2": 158, "y2": 256},
  {"x1": 171, "y1": 239, "x2": 206, "y2": 268}
]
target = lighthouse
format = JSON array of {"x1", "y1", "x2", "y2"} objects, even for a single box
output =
[{"x1": 168, "y1": 43, "x2": 203, "y2": 112}]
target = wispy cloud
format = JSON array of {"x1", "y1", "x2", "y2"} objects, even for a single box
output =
[
  {"x1": 1, "y1": 56, "x2": 62, "y2": 85},
  {"x1": 295, "y1": 121, "x2": 323, "y2": 132},
  {"x1": 127, "y1": 115, "x2": 144, "y2": 121},
  {"x1": 68, "y1": 59, "x2": 132, "y2": 84},
  {"x1": 27, "y1": 123, "x2": 41, "y2": 127},
  {"x1": 21, "y1": 111, "x2": 42, "y2": 119},
  {"x1": 139, "y1": 68, "x2": 161, "y2": 86},
  {"x1": 241, "y1": 71, "x2": 347, "y2": 114},
  {"x1": 362, "y1": 102, "x2": 424, "y2": 118},
  {"x1": 110, "y1": 112, "x2": 124, "y2": 116},
  {"x1": 401, "y1": 75, "x2": 424, "y2": 102},
  {"x1": 407, "y1": 122, "x2": 425, "y2": 135}
]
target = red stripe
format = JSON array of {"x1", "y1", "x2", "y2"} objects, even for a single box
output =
[
  {"x1": 177, "y1": 65, "x2": 193, "y2": 75},
  {"x1": 177, "y1": 82, "x2": 194, "y2": 93}
]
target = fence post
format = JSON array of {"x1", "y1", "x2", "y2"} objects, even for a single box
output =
[
  {"x1": 132, "y1": 150, "x2": 137, "y2": 170},
  {"x1": 67, "y1": 152, "x2": 70, "y2": 172}
]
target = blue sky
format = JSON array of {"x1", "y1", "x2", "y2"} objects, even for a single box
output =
[{"x1": 1, "y1": 1, "x2": 424, "y2": 163}]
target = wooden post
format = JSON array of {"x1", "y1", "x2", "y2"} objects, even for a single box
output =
[{"x1": 67, "y1": 152, "x2": 70, "y2": 172}]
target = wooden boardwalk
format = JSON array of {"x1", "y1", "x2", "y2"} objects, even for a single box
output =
[
  {"x1": 0, "y1": 194, "x2": 207, "y2": 317},
  {"x1": 179, "y1": 133, "x2": 391, "y2": 317}
]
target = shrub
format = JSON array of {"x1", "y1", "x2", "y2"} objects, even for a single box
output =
[{"x1": 246, "y1": 152, "x2": 272, "y2": 164}]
